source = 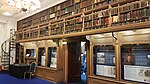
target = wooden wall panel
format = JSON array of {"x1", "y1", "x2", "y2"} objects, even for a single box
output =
[{"x1": 35, "y1": 66, "x2": 63, "y2": 83}]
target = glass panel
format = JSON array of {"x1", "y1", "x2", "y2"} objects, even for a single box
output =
[
  {"x1": 38, "y1": 48, "x2": 46, "y2": 66},
  {"x1": 121, "y1": 44, "x2": 150, "y2": 83},
  {"x1": 26, "y1": 49, "x2": 36, "y2": 58},
  {"x1": 93, "y1": 45, "x2": 115, "y2": 78},
  {"x1": 48, "y1": 47, "x2": 57, "y2": 68}
]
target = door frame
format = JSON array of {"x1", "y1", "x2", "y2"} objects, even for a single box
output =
[{"x1": 63, "y1": 38, "x2": 90, "y2": 83}]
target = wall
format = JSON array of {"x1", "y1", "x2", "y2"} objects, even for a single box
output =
[{"x1": 0, "y1": 16, "x2": 17, "y2": 65}]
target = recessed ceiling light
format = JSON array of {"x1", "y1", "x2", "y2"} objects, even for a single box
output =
[{"x1": 2, "y1": 12, "x2": 12, "y2": 16}]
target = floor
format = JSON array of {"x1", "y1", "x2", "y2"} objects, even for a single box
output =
[
  {"x1": 0, "y1": 72, "x2": 54, "y2": 84},
  {"x1": 0, "y1": 72, "x2": 86, "y2": 84},
  {"x1": 68, "y1": 74, "x2": 86, "y2": 84}
]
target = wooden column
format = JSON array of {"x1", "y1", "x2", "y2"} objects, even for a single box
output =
[
  {"x1": 86, "y1": 41, "x2": 90, "y2": 83},
  {"x1": 115, "y1": 40, "x2": 121, "y2": 80},
  {"x1": 64, "y1": 44, "x2": 68, "y2": 83},
  {"x1": 45, "y1": 47, "x2": 48, "y2": 67}
]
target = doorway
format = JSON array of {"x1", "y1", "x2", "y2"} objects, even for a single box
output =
[{"x1": 67, "y1": 40, "x2": 88, "y2": 84}]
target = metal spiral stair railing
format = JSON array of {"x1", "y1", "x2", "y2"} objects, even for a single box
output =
[{"x1": 1, "y1": 29, "x2": 15, "y2": 70}]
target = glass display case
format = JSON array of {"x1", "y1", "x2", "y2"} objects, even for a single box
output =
[
  {"x1": 48, "y1": 47, "x2": 57, "y2": 68},
  {"x1": 26, "y1": 49, "x2": 36, "y2": 58},
  {"x1": 93, "y1": 45, "x2": 115, "y2": 78},
  {"x1": 38, "y1": 47, "x2": 46, "y2": 66},
  {"x1": 121, "y1": 44, "x2": 150, "y2": 83}
]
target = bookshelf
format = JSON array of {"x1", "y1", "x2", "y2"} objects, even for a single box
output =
[
  {"x1": 50, "y1": 19, "x2": 64, "y2": 35},
  {"x1": 15, "y1": 0, "x2": 150, "y2": 42},
  {"x1": 15, "y1": 43, "x2": 24, "y2": 64}
]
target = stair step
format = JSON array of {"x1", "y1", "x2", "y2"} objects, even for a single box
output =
[
  {"x1": 1, "y1": 60, "x2": 9, "y2": 62},
  {"x1": 2, "y1": 57, "x2": 9, "y2": 58},
  {"x1": 1, "y1": 62, "x2": 9, "y2": 65},
  {"x1": 3, "y1": 54, "x2": 8, "y2": 56},
  {"x1": 10, "y1": 47, "x2": 16, "y2": 48},
  {"x1": 10, "y1": 43, "x2": 15, "y2": 45}
]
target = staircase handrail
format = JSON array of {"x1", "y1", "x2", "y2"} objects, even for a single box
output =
[{"x1": 1, "y1": 35, "x2": 14, "y2": 58}]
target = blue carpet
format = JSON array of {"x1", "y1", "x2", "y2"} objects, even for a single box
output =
[
  {"x1": 0, "y1": 73, "x2": 86, "y2": 84},
  {"x1": 0, "y1": 73, "x2": 55, "y2": 84}
]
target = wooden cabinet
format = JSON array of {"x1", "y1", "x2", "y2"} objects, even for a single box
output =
[
  {"x1": 36, "y1": 66, "x2": 63, "y2": 83},
  {"x1": 87, "y1": 29, "x2": 150, "y2": 84}
]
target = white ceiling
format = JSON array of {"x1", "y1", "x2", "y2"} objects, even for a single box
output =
[{"x1": 0, "y1": 0, "x2": 66, "y2": 21}]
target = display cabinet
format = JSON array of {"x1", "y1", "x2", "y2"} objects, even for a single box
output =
[
  {"x1": 38, "y1": 47, "x2": 46, "y2": 66},
  {"x1": 48, "y1": 47, "x2": 57, "y2": 68},
  {"x1": 88, "y1": 28, "x2": 150, "y2": 84},
  {"x1": 93, "y1": 45, "x2": 115, "y2": 78},
  {"x1": 119, "y1": 28, "x2": 150, "y2": 83},
  {"x1": 25, "y1": 49, "x2": 36, "y2": 64},
  {"x1": 35, "y1": 40, "x2": 64, "y2": 83},
  {"x1": 121, "y1": 44, "x2": 150, "y2": 83}
]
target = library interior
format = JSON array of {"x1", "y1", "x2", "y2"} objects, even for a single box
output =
[{"x1": 0, "y1": 0, "x2": 150, "y2": 84}]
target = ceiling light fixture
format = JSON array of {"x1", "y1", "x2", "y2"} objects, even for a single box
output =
[
  {"x1": 3, "y1": 12, "x2": 12, "y2": 16},
  {"x1": 7, "y1": 0, "x2": 41, "y2": 12}
]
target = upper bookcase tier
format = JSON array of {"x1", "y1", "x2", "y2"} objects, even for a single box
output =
[
  {"x1": 16, "y1": 0, "x2": 150, "y2": 42},
  {"x1": 17, "y1": 0, "x2": 142, "y2": 30}
]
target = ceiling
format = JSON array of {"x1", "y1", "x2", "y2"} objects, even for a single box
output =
[{"x1": 0, "y1": 0, "x2": 66, "y2": 21}]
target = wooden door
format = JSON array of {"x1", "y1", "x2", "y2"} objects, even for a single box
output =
[{"x1": 68, "y1": 42, "x2": 81, "y2": 82}]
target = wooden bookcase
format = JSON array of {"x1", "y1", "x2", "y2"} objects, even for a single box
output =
[
  {"x1": 15, "y1": 0, "x2": 150, "y2": 84},
  {"x1": 16, "y1": 0, "x2": 150, "y2": 42},
  {"x1": 15, "y1": 43, "x2": 24, "y2": 64}
]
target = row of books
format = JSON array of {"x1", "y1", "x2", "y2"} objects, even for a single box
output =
[
  {"x1": 62, "y1": 6, "x2": 74, "y2": 14},
  {"x1": 80, "y1": 0, "x2": 93, "y2": 8},
  {"x1": 119, "y1": 8, "x2": 149, "y2": 22},
  {"x1": 93, "y1": 17, "x2": 109, "y2": 26},
  {"x1": 84, "y1": 15, "x2": 92, "y2": 21},
  {"x1": 49, "y1": 5, "x2": 61, "y2": 14},
  {"x1": 80, "y1": 5, "x2": 93, "y2": 12},
  {"x1": 16, "y1": 33, "x2": 23, "y2": 40},
  {"x1": 93, "y1": 0, "x2": 119, "y2": 8},
  {"x1": 65, "y1": 25, "x2": 75, "y2": 33},
  {"x1": 32, "y1": 18, "x2": 40, "y2": 25},
  {"x1": 50, "y1": 23, "x2": 64, "y2": 35},
  {"x1": 119, "y1": 1, "x2": 149, "y2": 13},
  {"x1": 65, "y1": 20, "x2": 74, "y2": 26},
  {"x1": 41, "y1": 15, "x2": 48, "y2": 22},
  {"x1": 111, "y1": 7, "x2": 118, "y2": 15},
  {"x1": 65, "y1": 24, "x2": 82, "y2": 33},
  {"x1": 39, "y1": 28, "x2": 49, "y2": 37},
  {"x1": 30, "y1": 30, "x2": 38, "y2": 38},
  {"x1": 51, "y1": 27, "x2": 63, "y2": 35},
  {"x1": 84, "y1": 21, "x2": 92, "y2": 30},
  {"x1": 93, "y1": 11, "x2": 109, "y2": 20},
  {"x1": 24, "y1": 32, "x2": 30, "y2": 39}
]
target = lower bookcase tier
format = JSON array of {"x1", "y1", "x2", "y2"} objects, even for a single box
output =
[
  {"x1": 88, "y1": 76, "x2": 138, "y2": 84},
  {"x1": 35, "y1": 66, "x2": 63, "y2": 83}
]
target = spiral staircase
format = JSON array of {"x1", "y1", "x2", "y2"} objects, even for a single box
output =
[{"x1": 1, "y1": 29, "x2": 16, "y2": 70}]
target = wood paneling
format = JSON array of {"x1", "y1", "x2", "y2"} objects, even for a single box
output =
[{"x1": 35, "y1": 66, "x2": 63, "y2": 83}]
